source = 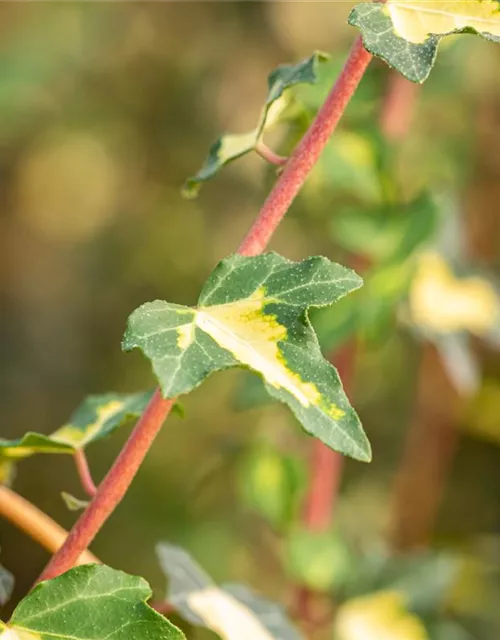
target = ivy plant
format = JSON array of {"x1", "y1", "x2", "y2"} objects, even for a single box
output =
[{"x1": 1, "y1": 3, "x2": 499, "y2": 640}]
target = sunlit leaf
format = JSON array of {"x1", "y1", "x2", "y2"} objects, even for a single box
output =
[
  {"x1": 407, "y1": 252, "x2": 500, "y2": 337},
  {"x1": 335, "y1": 590, "x2": 428, "y2": 640},
  {"x1": 123, "y1": 253, "x2": 370, "y2": 462},
  {"x1": 183, "y1": 52, "x2": 328, "y2": 196},
  {"x1": 349, "y1": 1, "x2": 500, "y2": 83},
  {"x1": 0, "y1": 564, "x2": 184, "y2": 640},
  {"x1": 156, "y1": 543, "x2": 303, "y2": 640},
  {"x1": 0, "y1": 391, "x2": 153, "y2": 461}
]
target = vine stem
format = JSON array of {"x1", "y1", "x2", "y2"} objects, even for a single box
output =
[
  {"x1": 0, "y1": 486, "x2": 98, "y2": 565},
  {"x1": 73, "y1": 450, "x2": 98, "y2": 497},
  {"x1": 36, "y1": 36, "x2": 372, "y2": 585},
  {"x1": 255, "y1": 140, "x2": 288, "y2": 167}
]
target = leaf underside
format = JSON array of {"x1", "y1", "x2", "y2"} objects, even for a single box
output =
[
  {"x1": 123, "y1": 253, "x2": 370, "y2": 462},
  {"x1": 0, "y1": 564, "x2": 184, "y2": 640},
  {"x1": 157, "y1": 543, "x2": 303, "y2": 640},
  {"x1": 0, "y1": 391, "x2": 153, "y2": 461},
  {"x1": 349, "y1": 1, "x2": 500, "y2": 83},
  {"x1": 183, "y1": 51, "x2": 328, "y2": 196}
]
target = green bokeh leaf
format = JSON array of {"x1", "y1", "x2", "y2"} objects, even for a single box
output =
[
  {"x1": 157, "y1": 543, "x2": 303, "y2": 640},
  {"x1": 123, "y1": 253, "x2": 370, "y2": 462},
  {"x1": 285, "y1": 528, "x2": 352, "y2": 593},
  {"x1": 183, "y1": 51, "x2": 328, "y2": 196},
  {"x1": 349, "y1": 1, "x2": 500, "y2": 83},
  {"x1": 238, "y1": 445, "x2": 305, "y2": 530},
  {"x1": 0, "y1": 391, "x2": 153, "y2": 461},
  {"x1": 0, "y1": 564, "x2": 184, "y2": 640}
]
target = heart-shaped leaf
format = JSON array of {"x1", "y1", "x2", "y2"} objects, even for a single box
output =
[
  {"x1": 123, "y1": 253, "x2": 370, "y2": 462},
  {"x1": 157, "y1": 543, "x2": 303, "y2": 640},
  {"x1": 349, "y1": 1, "x2": 500, "y2": 83},
  {"x1": 0, "y1": 564, "x2": 184, "y2": 640},
  {"x1": 0, "y1": 391, "x2": 153, "y2": 461},
  {"x1": 183, "y1": 51, "x2": 328, "y2": 196}
]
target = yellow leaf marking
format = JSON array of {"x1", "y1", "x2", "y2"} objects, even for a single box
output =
[
  {"x1": 0, "y1": 628, "x2": 41, "y2": 640},
  {"x1": 50, "y1": 400, "x2": 124, "y2": 448},
  {"x1": 335, "y1": 591, "x2": 428, "y2": 640},
  {"x1": 386, "y1": 0, "x2": 500, "y2": 44},
  {"x1": 409, "y1": 253, "x2": 499, "y2": 335}
]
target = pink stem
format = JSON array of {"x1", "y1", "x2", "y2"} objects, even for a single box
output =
[
  {"x1": 36, "y1": 37, "x2": 372, "y2": 585},
  {"x1": 73, "y1": 450, "x2": 98, "y2": 498},
  {"x1": 255, "y1": 140, "x2": 288, "y2": 167},
  {"x1": 238, "y1": 37, "x2": 372, "y2": 257}
]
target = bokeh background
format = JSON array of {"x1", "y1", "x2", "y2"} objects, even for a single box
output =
[{"x1": 1, "y1": 2, "x2": 500, "y2": 638}]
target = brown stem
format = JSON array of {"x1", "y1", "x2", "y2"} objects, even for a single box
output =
[
  {"x1": 0, "y1": 486, "x2": 98, "y2": 564},
  {"x1": 379, "y1": 71, "x2": 419, "y2": 141},
  {"x1": 389, "y1": 345, "x2": 459, "y2": 551},
  {"x1": 37, "y1": 37, "x2": 372, "y2": 585},
  {"x1": 73, "y1": 450, "x2": 98, "y2": 498}
]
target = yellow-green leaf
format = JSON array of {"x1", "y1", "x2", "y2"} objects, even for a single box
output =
[
  {"x1": 183, "y1": 51, "x2": 328, "y2": 196},
  {"x1": 0, "y1": 391, "x2": 153, "y2": 461},
  {"x1": 123, "y1": 253, "x2": 371, "y2": 462},
  {"x1": 349, "y1": 1, "x2": 500, "y2": 83}
]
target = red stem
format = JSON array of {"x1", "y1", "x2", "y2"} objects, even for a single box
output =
[
  {"x1": 255, "y1": 140, "x2": 288, "y2": 167},
  {"x1": 37, "y1": 36, "x2": 372, "y2": 584},
  {"x1": 379, "y1": 71, "x2": 419, "y2": 141},
  {"x1": 73, "y1": 450, "x2": 98, "y2": 498},
  {"x1": 238, "y1": 37, "x2": 372, "y2": 257}
]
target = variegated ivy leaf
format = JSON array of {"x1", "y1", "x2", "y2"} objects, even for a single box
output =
[
  {"x1": 183, "y1": 51, "x2": 328, "y2": 197},
  {"x1": 123, "y1": 253, "x2": 370, "y2": 462},
  {"x1": 349, "y1": 1, "x2": 500, "y2": 83},
  {"x1": 157, "y1": 543, "x2": 303, "y2": 640},
  {"x1": 0, "y1": 564, "x2": 184, "y2": 640},
  {"x1": 0, "y1": 391, "x2": 153, "y2": 461}
]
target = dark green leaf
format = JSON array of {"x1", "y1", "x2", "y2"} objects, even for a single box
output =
[
  {"x1": 349, "y1": 2, "x2": 500, "y2": 83},
  {"x1": 0, "y1": 564, "x2": 184, "y2": 640},
  {"x1": 123, "y1": 253, "x2": 370, "y2": 462}
]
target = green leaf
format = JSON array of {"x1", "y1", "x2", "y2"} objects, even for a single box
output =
[
  {"x1": 285, "y1": 528, "x2": 352, "y2": 593},
  {"x1": 0, "y1": 391, "x2": 153, "y2": 461},
  {"x1": 123, "y1": 253, "x2": 370, "y2": 462},
  {"x1": 332, "y1": 194, "x2": 438, "y2": 265},
  {"x1": 157, "y1": 543, "x2": 303, "y2": 640},
  {"x1": 238, "y1": 445, "x2": 305, "y2": 529},
  {"x1": 349, "y1": 1, "x2": 500, "y2": 83},
  {"x1": 183, "y1": 51, "x2": 328, "y2": 196},
  {"x1": 0, "y1": 564, "x2": 184, "y2": 640},
  {"x1": 61, "y1": 491, "x2": 90, "y2": 511}
]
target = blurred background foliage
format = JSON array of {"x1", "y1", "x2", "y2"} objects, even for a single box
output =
[{"x1": 1, "y1": 2, "x2": 500, "y2": 639}]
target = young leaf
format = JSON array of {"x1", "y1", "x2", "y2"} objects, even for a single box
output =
[
  {"x1": 349, "y1": 1, "x2": 500, "y2": 83},
  {"x1": 61, "y1": 491, "x2": 90, "y2": 511},
  {"x1": 156, "y1": 543, "x2": 303, "y2": 640},
  {"x1": 123, "y1": 253, "x2": 371, "y2": 462},
  {"x1": 0, "y1": 391, "x2": 153, "y2": 461},
  {"x1": 0, "y1": 564, "x2": 184, "y2": 640},
  {"x1": 183, "y1": 51, "x2": 328, "y2": 196}
]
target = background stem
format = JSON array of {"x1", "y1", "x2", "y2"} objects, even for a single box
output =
[
  {"x1": 0, "y1": 486, "x2": 98, "y2": 564},
  {"x1": 36, "y1": 36, "x2": 372, "y2": 585}
]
